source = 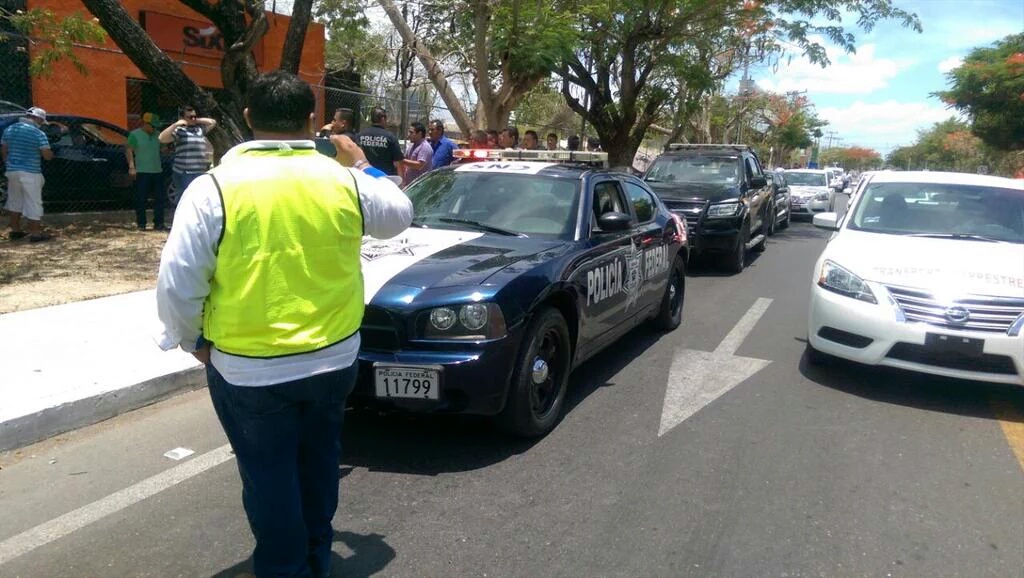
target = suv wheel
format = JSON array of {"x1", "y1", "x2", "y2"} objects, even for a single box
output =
[{"x1": 725, "y1": 220, "x2": 748, "y2": 273}]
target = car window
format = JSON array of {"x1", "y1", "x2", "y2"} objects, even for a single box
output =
[
  {"x1": 404, "y1": 170, "x2": 581, "y2": 238},
  {"x1": 80, "y1": 122, "x2": 127, "y2": 147},
  {"x1": 625, "y1": 182, "x2": 656, "y2": 223},
  {"x1": 848, "y1": 182, "x2": 1024, "y2": 243},
  {"x1": 644, "y1": 155, "x2": 738, "y2": 185},
  {"x1": 745, "y1": 156, "x2": 762, "y2": 181},
  {"x1": 591, "y1": 180, "x2": 629, "y2": 232},
  {"x1": 785, "y1": 171, "x2": 828, "y2": 187}
]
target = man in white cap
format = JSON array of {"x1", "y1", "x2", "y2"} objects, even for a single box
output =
[{"x1": 2, "y1": 106, "x2": 53, "y2": 242}]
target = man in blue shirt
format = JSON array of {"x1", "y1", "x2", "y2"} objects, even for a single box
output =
[
  {"x1": 427, "y1": 119, "x2": 456, "y2": 170},
  {"x1": 2, "y1": 107, "x2": 54, "y2": 242}
]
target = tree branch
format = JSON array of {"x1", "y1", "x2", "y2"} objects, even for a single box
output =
[{"x1": 279, "y1": 0, "x2": 313, "y2": 74}]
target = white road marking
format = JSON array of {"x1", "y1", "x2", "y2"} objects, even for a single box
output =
[
  {"x1": 659, "y1": 298, "x2": 773, "y2": 437},
  {"x1": 0, "y1": 444, "x2": 234, "y2": 566}
]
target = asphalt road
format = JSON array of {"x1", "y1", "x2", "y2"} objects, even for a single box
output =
[{"x1": 2, "y1": 222, "x2": 1022, "y2": 578}]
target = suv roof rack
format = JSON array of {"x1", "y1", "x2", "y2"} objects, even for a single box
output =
[
  {"x1": 665, "y1": 143, "x2": 749, "y2": 152},
  {"x1": 453, "y1": 148, "x2": 609, "y2": 168}
]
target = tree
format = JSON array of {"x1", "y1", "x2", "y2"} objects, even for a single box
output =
[
  {"x1": 935, "y1": 33, "x2": 1024, "y2": 151},
  {"x1": 557, "y1": 0, "x2": 920, "y2": 167},
  {"x1": 0, "y1": 6, "x2": 106, "y2": 76},
  {"x1": 79, "y1": 0, "x2": 316, "y2": 153},
  {"x1": 819, "y1": 146, "x2": 881, "y2": 170},
  {"x1": 377, "y1": 0, "x2": 578, "y2": 133}
]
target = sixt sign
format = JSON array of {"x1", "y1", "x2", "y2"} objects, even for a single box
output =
[{"x1": 141, "y1": 11, "x2": 264, "y2": 64}]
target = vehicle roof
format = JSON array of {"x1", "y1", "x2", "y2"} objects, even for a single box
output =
[
  {"x1": 444, "y1": 161, "x2": 620, "y2": 181},
  {"x1": 869, "y1": 170, "x2": 1024, "y2": 190}
]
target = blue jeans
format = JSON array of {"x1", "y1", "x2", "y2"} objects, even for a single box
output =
[
  {"x1": 171, "y1": 170, "x2": 205, "y2": 204},
  {"x1": 134, "y1": 172, "x2": 165, "y2": 228},
  {"x1": 206, "y1": 362, "x2": 357, "y2": 578}
]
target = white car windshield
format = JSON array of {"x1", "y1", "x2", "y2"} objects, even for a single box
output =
[
  {"x1": 848, "y1": 182, "x2": 1024, "y2": 244},
  {"x1": 786, "y1": 172, "x2": 828, "y2": 187},
  {"x1": 405, "y1": 171, "x2": 581, "y2": 238}
]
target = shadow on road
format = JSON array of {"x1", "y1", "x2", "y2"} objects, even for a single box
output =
[
  {"x1": 340, "y1": 324, "x2": 666, "y2": 476},
  {"x1": 211, "y1": 530, "x2": 396, "y2": 578},
  {"x1": 797, "y1": 341, "x2": 1024, "y2": 423}
]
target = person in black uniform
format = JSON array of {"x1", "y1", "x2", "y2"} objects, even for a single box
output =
[{"x1": 357, "y1": 108, "x2": 403, "y2": 176}]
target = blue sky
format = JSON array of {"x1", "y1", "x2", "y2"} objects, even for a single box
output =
[{"x1": 753, "y1": 0, "x2": 1024, "y2": 154}]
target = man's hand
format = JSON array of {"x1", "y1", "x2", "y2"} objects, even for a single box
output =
[
  {"x1": 330, "y1": 134, "x2": 367, "y2": 168},
  {"x1": 191, "y1": 344, "x2": 211, "y2": 365}
]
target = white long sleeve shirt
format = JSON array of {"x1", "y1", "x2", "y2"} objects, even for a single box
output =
[{"x1": 155, "y1": 140, "x2": 414, "y2": 386}]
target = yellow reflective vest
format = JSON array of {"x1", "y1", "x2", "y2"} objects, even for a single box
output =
[{"x1": 202, "y1": 143, "x2": 364, "y2": 358}]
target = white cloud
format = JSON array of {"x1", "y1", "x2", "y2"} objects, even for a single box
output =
[
  {"x1": 755, "y1": 42, "x2": 911, "y2": 95},
  {"x1": 937, "y1": 56, "x2": 963, "y2": 74},
  {"x1": 817, "y1": 100, "x2": 959, "y2": 152}
]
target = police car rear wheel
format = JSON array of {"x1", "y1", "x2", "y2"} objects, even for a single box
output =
[
  {"x1": 499, "y1": 307, "x2": 570, "y2": 438},
  {"x1": 653, "y1": 255, "x2": 685, "y2": 331}
]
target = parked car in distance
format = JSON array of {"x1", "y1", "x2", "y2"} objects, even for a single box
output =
[
  {"x1": 0, "y1": 113, "x2": 174, "y2": 212},
  {"x1": 785, "y1": 169, "x2": 833, "y2": 218},
  {"x1": 766, "y1": 169, "x2": 792, "y2": 234}
]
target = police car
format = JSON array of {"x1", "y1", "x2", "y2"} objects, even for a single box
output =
[
  {"x1": 807, "y1": 171, "x2": 1024, "y2": 385},
  {"x1": 354, "y1": 149, "x2": 688, "y2": 437}
]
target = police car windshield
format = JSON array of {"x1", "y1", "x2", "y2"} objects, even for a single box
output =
[
  {"x1": 849, "y1": 182, "x2": 1024, "y2": 244},
  {"x1": 405, "y1": 170, "x2": 581, "y2": 239},
  {"x1": 786, "y1": 171, "x2": 829, "y2": 187},
  {"x1": 644, "y1": 155, "x2": 737, "y2": 187}
]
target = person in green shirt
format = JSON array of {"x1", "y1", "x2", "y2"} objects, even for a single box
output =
[{"x1": 127, "y1": 112, "x2": 166, "y2": 231}]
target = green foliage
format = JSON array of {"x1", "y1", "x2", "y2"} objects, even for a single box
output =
[
  {"x1": 884, "y1": 117, "x2": 1019, "y2": 175},
  {"x1": 489, "y1": 1, "x2": 576, "y2": 79},
  {"x1": 0, "y1": 7, "x2": 106, "y2": 77},
  {"x1": 934, "y1": 33, "x2": 1024, "y2": 151}
]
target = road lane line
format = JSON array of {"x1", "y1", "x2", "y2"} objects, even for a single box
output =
[
  {"x1": 713, "y1": 297, "x2": 774, "y2": 356},
  {"x1": 0, "y1": 444, "x2": 234, "y2": 566},
  {"x1": 990, "y1": 396, "x2": 1024, "y2": 472}
]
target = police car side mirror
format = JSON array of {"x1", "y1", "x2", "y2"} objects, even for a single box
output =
[{"x1": 597, "y1": 212, "x2": 632, "y2": 232}]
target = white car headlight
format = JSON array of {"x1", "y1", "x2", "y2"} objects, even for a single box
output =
[
  {"x1": 707, "y1": 202, "x2": 741, "y2": 218},
  {"x1": 423, "y1": 303, "x2": 506, "y2": 340},
  {"x1": 817, "y1": 260, "x2": 877, "y2": 304}
]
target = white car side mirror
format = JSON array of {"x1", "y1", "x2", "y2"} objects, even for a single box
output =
[{"x1": 813, "y1": 212, "x2": 840, "y2": 231}]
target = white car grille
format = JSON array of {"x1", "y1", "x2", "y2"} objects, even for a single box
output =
[{"x1": 886, "y1": 285, "x2": 1024, "y2": 335}]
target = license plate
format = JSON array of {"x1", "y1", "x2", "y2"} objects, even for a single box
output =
[
  {"x1": 925, "y1": 333, "x2": 984, "y2": 356},
  {"x1": 374, "y1": 365, "x2": 440, "y2": 400}
]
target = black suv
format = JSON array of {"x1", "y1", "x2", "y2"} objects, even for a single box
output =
[{"x1": 642, "y1": 144, "x2": 774, "y2": 273}]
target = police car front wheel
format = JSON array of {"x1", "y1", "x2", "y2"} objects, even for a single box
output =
[
  {"x1": 653, "y1": 255, "x2": 685, "y2": 331},
  {"x1": 499, "y1": 307, "x2": 571, "y2": 438}
]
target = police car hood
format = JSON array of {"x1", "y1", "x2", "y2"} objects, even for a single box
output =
[
  {"x1": 827, "y1": 229, "x2": 1024, "y2": 297},
  {"x1": 361, "y1": 227, "x2": 561, "y2": 303}
]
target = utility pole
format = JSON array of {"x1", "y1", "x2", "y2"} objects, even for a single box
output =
[
  {"x1": 824, "y1": 129, "x2": 839, "y2": 150},
  {"x1": 736, "y1": 42, "x2": 751, "y2": 144}
]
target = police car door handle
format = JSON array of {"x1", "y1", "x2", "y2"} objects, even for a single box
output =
[{"x1": 90, "y1": 158, "x2": 108, "y2": 162}]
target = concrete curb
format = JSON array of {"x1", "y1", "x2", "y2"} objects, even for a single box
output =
[{"x1": 0, "y1": 367, "x2": 206, "y2": 453}]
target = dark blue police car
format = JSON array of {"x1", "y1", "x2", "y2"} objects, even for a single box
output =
[{"x1": 353, "y1": 149, "x2": 688, "y2": 437}]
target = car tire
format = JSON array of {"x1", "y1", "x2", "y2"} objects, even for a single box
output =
[
  {"x1": 804, "y1": 341, "x2": 831, "y2": 366},
  {"x1": 653, "y1": 254, "x2": 685, "y2": 331},
  {"x1": 779, "y1": 206, "x2": 791, "y2": 230},
  {"x1": 752, "y1": 211, "x2": 767, "y2": 253},
  {"x1": 498, "y1": 307, "x2": 571, "y2": 438},
  {"x1": 767, "y1": 200, "x2": 777, "y2": 236},
  {"x1": 725, "y1": 220, "x2": 748, "y2": 274}
]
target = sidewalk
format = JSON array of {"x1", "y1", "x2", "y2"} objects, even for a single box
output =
[{"x1": 0, "y1": 290, "x2": 204, "y2": 452}]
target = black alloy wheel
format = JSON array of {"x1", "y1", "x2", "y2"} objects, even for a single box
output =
[
  {"x1": 653, "y1": 255, "x2": 686, "y2": 331},
  {"x1": 499, "y1": 307, "x2": 571, "y2": 438},
  {"x1": 725, "y1": 220, "x2": 749, "y2": 273}
]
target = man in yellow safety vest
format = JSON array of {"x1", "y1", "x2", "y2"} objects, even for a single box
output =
[{"x1": 155, "y1": 70, "x2": 413, "y2": 577}]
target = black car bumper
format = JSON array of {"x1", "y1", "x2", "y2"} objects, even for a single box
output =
[
  {"x1": 681, "y1": 217, "x2": 743, "y2": 254},
  {"x1": 351, "y1": 326, "x2": 525, "y2": 416}
]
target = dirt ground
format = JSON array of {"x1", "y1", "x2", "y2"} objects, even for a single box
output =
[{"x1": 0, "y1": 221, "x2": 167, "y2": 314}]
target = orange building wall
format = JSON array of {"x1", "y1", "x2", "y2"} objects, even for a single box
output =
[{"x1": 27, "y1": 0, "x2": 325, "y2": 129}]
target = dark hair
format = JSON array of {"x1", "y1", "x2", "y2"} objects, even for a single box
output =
[
  {"x1": 471, "y1": 130, "x2": 488, "y2": 146},
  {"x1": 246, "y1": 71, "x2": 315, "y2": 133},
  {"x1": 429, "y1": 119, "x2": 445, "y2": 133},
  {"x1": 547, "y1": 132, "x2": 558, "y2": 140},
  {"x1": 486, "y1": 129, "x2": 499, "y2": 139},
  {"x1": 587, "y1": 136, "x2": 601, "y2": 150},
  {"x1": 567, "y1": 134, "x2": 581, "y2": 151},
  {"x1": 334, "y1": 108, "x2": 355, "y2": 124},
  {"x1": 410, "y1": 122, "x2": 427, "y2": 137},
  {"x1": 525, "y1": 130, "x2": 539, "y2": 140},
  {"x1": 180, "y1": 106, "x2": 196, "y2": 118},
  {"x1": 370, "y1": 107, "x2": 388, "y2": 124},
  {"x1": 502, "y1": 126, "x2": 520, "y2": 141}
]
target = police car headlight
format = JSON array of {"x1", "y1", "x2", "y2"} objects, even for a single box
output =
[
  {"x1": 707, "y1": 202, "x2": 741, "y2": 218},
  {"x1": 429, "y1": 307, "x2": 457, "y2": 331},
  {"x1": 817, "y1": 260, "x2": 877, "y2": 304},
  {"x1": 423, "y1": 303, "x2": 507, "y2": 340},
  {"x1": 815, "y1": 191, "x2": 830, "y2": 201}
]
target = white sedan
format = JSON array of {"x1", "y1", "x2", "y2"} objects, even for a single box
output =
[{"x1": 807, "y1": 171, "x2": 1024, "y2": 385}]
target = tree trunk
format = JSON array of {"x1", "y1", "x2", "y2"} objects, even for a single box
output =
[
  {"x1": 279, "y1": 0, "x2": 313, "y2": 74},
  {"x1": 79, "y1": 0, "x2": 245, "y2": 154},
  {"x1": 378, "y1": 0, "x2": 474, "y2": 135}
]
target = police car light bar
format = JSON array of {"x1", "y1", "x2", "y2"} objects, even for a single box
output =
[
  {"x1": 666, "y1": 143, "x2": 748, "y2": 151},
  {"x1": 453, "y1": 149, "x2": 609, "y2": 167}
]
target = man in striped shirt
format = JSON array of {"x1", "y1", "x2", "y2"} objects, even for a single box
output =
[
  {"x1": 2, "y1": 107, "x2": 54, "y2": 242},
  {"x1": 159, "y1": 106, "x2": 216, "y2": 203}
]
